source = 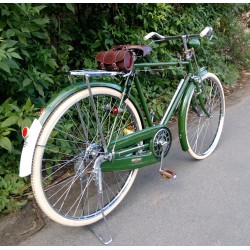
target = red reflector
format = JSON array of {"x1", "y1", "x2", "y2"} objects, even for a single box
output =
[
  {"x1": 22, "y1": 127, "x2": 29, "y2": 138},
  {"x1": 113, "y1": 107, "x2": 119, "y2": 115}
]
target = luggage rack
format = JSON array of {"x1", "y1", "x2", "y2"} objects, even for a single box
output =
[{"x1": 69, "y1": 69, "x2": 127, "y2": 78}]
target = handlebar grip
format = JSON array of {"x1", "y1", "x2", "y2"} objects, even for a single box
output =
[
  {"x1": 144, "y1": 32, "x2": 165, "y2": 41},
  {"x1": 200, "y1": 26, "x2": 213, "y2": 38}
]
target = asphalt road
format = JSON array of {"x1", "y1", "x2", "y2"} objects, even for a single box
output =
[{"x1": 20, "y1": 82, "x2": 250, "y2": 246}]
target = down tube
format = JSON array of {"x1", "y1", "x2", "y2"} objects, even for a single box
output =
[{"x1": 160, "y1": 73, "x2": 191, "y2": 125}]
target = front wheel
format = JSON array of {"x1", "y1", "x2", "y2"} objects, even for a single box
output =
[
  {"x1": 183, "y1": 73, "x2": 225, "y2": 159},
  {"x1": 31, "y1": 87, "x2": 142, "y2": 226}
]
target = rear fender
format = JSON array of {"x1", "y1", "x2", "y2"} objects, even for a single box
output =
[
  {"x1": 39, "y1": 82, "x2": 122, "y2": 124},
  {"x1": 19, "y1": 81, "x2": 144, "y2": 177}
]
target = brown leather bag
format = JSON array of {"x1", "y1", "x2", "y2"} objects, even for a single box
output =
[
  {"x1": 96, "y1": 45, "x2": 152, "y2": 72},
  {"x1": 96, "y1": 48, "x2": 134, "y2": 72}
]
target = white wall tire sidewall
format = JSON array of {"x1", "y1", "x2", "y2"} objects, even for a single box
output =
[
  {"x1": 187, "y1": 73, "x2": 225, "y2": 160},
  {"x1": 31, "y1": 87, "x2": 141, "y2": 227}
]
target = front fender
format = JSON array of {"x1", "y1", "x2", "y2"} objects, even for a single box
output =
[
  {"x1": 19, "y1": 81, "x2": 144, "y2": 177},
  {"x1": 178, "y1": 82, "x2": 196, "y2": 151}
]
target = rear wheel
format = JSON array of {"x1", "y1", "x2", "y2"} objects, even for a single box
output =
[
  {"x1": 31, "y1": 87, "x2": 142, "y2": 226},
  {"x1": 184, "y1": 73, "x2": 225, "y2": 159}
]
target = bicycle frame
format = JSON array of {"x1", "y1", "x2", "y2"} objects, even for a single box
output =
[
  {"x1": 19, "y1": 33, "x2": 212, "y2": 177},
  {"x1": 100, "y1": 60, "x2": 208, "y2": 171}
]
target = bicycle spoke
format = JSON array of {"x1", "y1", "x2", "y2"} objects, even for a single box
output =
[
  {"x1": 185, "y1": 74, "x2": 225, "y2": 159},
  {"x1": 32, "y1": 87, "x2": 141, "y2": 226}
]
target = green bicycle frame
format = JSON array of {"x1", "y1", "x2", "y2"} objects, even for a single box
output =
[
  {"x1": 101, "y1": 60, "x2": 205, "y2": 171},
  {"x1": 40, "y1": 56, "x2": 208, "y2": 172}
]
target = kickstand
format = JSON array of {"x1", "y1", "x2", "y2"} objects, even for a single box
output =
[
  {"x1": 87, "y1": 155, "x2": 113, "y2": 245},
  {"x1": 87, "y1": 193, "x2": 113, "y2": 245}
]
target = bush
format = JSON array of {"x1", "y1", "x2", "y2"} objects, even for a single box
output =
[{"x1": 0, "y1": 3, "x2": 249, "y2": 213}]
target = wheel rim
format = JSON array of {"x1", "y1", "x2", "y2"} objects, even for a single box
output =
[
  {"x1": 32, "y1": 88, "x2": 141, "y2": 225},
  {"x1": 186, "y1": 75, "x2": 225, "y2": 158}
]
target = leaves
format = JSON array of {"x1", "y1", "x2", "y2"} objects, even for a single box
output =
[
  {"x1": 33, "y1": 5, "x2": 47, "y2": 14},
  {"x1": 1, "y1": 116, "x2": 19, "y2": 127},
  {"x1": 15, "y1": 30, "x2": 27, "y2": 45},
  {"x1": 0, "y1": 136, "x2": 12, "y2": 152},
  {"x1": 4, "y1": 39, "x2": 18, "y2": 48},
  {"x1": 65, "y1": 3, "x2": 75, "y2": 13},
  {"x1": 0, "y1": 172, "x2": 29, "y2": 214},
  {"x1": 32, "y1": 17, "x2": 50, "y2": 26},
  {"x1": 0, "y1": 97, "x2": 37, "y2": 154},
  {"x1": 0, "y1": 61, "x2": 10, "y2": 73},
  {"x1": 6, "y1": 29, "x2": 15, "y2": 38},
  {"x1": 10, "y1": 52, "x2": 22, "y2": 59}
]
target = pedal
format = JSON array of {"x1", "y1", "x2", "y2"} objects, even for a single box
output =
[{"x1": 159, "y1": 168, "x2": 176, "y2": 181}]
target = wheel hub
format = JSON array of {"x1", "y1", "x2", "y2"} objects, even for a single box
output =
[{"x1": 85, "y1": 143, "x2": 104, "y2": 161}]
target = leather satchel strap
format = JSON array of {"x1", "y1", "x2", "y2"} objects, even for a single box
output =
[{"x1": 96, "y1": 51, "x2": 108, "y2": 69}]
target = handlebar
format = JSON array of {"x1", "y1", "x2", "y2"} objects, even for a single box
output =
[
  {"x1": 143, "y1": 26, "x2": 213, "y2": 41},
  {"x1": 143, "y1": 32, "x2": 165, "y2": 41}
]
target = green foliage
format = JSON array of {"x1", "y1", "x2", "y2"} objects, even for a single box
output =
[
  {"x1": 0, "y1": 98, "x2": 37, "y2": 152},
  {"x1": 0, "y1": 172, "x2": 28, "y2": 214},
  {"x1": 0, "y1": 3, "x2": 249, "y2": 214},
  {"x1": 0, "y1": 3, "x2": 58, "y2": 107},
  {"x1": 0, "y1": 97, "x2": 37, "y2": 213}
]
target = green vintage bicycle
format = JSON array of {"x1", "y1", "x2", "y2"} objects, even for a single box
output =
[{"x1": 20, "y1": 27, "x2": 225, "y2": 235}]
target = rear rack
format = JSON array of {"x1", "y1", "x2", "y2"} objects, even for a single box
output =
[{"x1": 69, "y1": 70, "x2": 125, "y2": 78}]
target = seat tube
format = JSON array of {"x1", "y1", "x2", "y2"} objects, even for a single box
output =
[{"x1": 134, "y1": 76, "x2": 153, "y2": 127}]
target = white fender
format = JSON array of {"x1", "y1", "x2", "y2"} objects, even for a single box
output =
[{"x1": 19, "y1": 119, "x2": 42, "y2": 177}]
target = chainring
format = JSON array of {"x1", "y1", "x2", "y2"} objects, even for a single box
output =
[{"x1": 152, "y1": 128, "x2": 172, "y2": 158}]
